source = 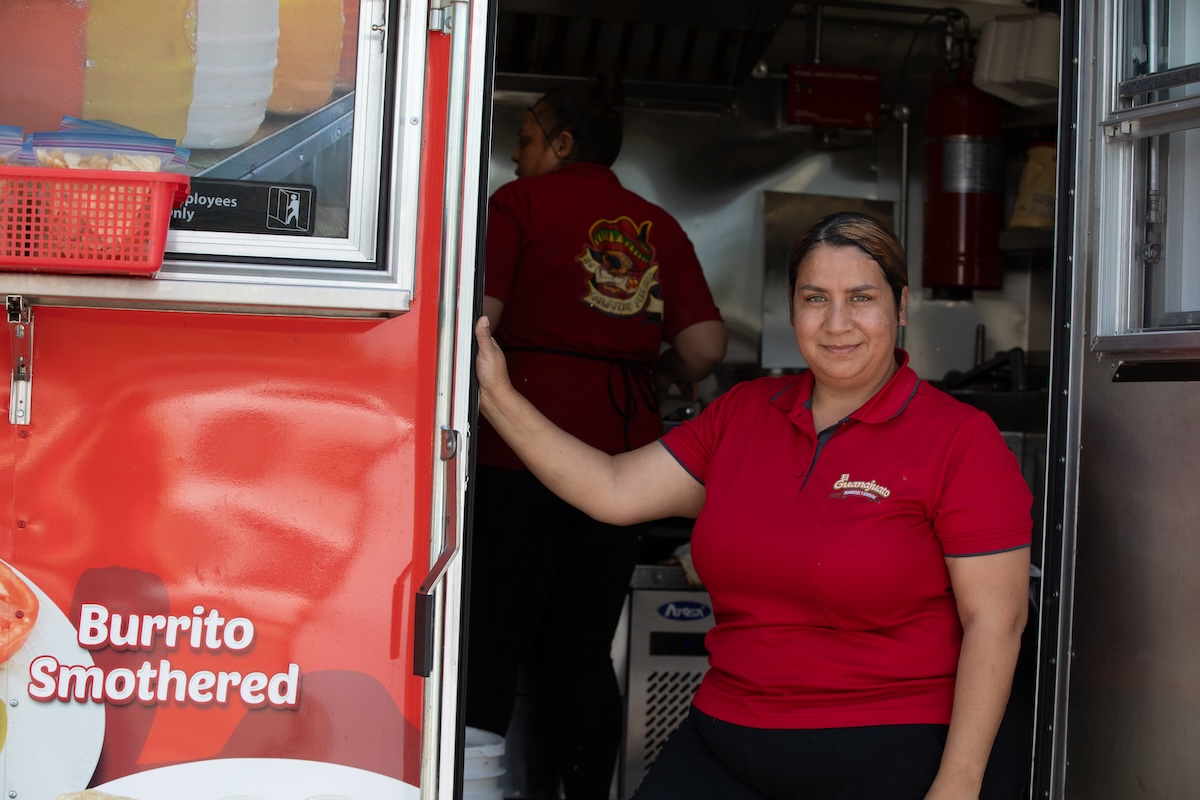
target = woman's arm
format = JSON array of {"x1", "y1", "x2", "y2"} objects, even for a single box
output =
[
  {"x1": 926, "y1": 547, "x2": 1030, "y2": 800},
  {"x1": 659, "y1": 319, "x2": 728, "y2": 384},
  {"x1": 475, "y1": 316, "x2": 706, "y2": 524},
  {"x1": 656, "y1": 319, "x2": 728, "y2": 403},
  {"x1": 481, "y1": 295, "x2": 505, "y2": 328}
]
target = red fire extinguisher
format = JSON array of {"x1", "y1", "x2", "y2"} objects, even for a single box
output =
[{"x1": 922, "y1": 65, "x2": 1004, "y2": 293}]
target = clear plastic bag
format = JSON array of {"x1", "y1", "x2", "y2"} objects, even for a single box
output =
[
  {"x1": 29, "y1": 130, "x2": 180, "y2": 172},
  {"x1": 58, "y1": 117, "x2": 191, "y2": 171},
  {"x1": 0, "y1": 125, "x2": 22, "y2": 166}
]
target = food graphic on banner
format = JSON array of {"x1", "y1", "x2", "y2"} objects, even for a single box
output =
[
  {"x1": 0, "y1": 561, "x2": 105, "y2": 799},
  {"x1": 0, "y1": 559, "x2": 39, "y2": 664},
  {"x1": 1, "y1": 561, "x2": 422, "y2": 799},
  {"x1": 95, "y1": 757, "x2": 418, "y2": 799}
]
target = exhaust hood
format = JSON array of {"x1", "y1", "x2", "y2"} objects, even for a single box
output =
[{"x1": 493, "y1": 0, "x2": 798, "y2": 112}]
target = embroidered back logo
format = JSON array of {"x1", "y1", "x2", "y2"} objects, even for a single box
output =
[
  {"x1": 830, "y1": 473, "x2": 891, "y2": 502},
  {"x1": 577, "y1": 216, "x2": 664, "y2": 321}
]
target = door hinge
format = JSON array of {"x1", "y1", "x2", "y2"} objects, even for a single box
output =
[
  {"x1": 429, "y1": 0, "x2": 465, "y2": 33},
  {"x1": 7, "y1": 295, "x2": 32, "y2": 426},
  {"x1": 428, "y1": 7, "x2": 452, "y2": 34}
]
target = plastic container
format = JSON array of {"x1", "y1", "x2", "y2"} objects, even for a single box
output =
[
  {"x1": 1009, "y1": 143, "x2": 1057, "y2": 229},
  {"x1": 269, "y1": 0, "x2": 344, "y2": 115},
  {"x1": 83, "y1": 0, "x2": 198, "y2": 144},
  {"x1": 336, "y1": 0, "x2": 361, "y2": 92},
  {"x1": 184, "y1": 0, "x2": 281, "y2": 150},
  {"x1": 0, "y1": 0, "x2": 87, "y2": 134},
  {"x1": 462, "y1": 726, "x2": 506, "y2": 800},
  {"x1": 0, "y1": 166, "x2": 190, "y2": 276}
]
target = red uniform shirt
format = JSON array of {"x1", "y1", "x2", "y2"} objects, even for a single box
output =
[
  {"x1": 660, "y1": 353, "x2": 1033, "y2": 729},
  {"x1": 480, "y1": 163, "x2": 722, "y2": 469}
]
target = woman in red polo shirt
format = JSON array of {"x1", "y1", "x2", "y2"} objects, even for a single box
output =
[
  {"x1": 466, "y1": 75, "x2": 727, "y2": 800},
  {"x1": 473, "y1": 211, "x2": 1032, "y2": 800}
]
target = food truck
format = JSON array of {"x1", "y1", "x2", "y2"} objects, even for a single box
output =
[{"x1": 0, "y1": 0, "x2": 1197, "y2": 798}]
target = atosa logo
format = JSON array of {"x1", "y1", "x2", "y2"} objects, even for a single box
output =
[{"x1": 657, "y1": 601, "x2": 712, "y2": 621}]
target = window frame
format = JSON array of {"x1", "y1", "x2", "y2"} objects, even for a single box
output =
[
  {"x1": 1091, "y1": 0, "x2": 1200, "y2": 356},
  {"x1": 0, "y1": 0, "x2": 426, "y2": 318}
]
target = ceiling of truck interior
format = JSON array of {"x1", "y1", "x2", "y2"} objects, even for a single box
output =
[
  {"x1": 491, "y1": 0, "x2": 1041, "y2": 112},
  {"x1": 492, "y1": 0, "x2": 800, "y2": 111}
]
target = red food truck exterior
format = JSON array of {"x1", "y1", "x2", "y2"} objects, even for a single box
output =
[
  {"x1": 6, "y1": 1, "x2": 1200, "y2": 799},
  {"x1": 0, "y1": 0, "x2": 484, "y2": 797}
]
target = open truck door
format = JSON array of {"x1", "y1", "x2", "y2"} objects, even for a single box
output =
[
  {"x1": 0, "y1": 0, "x2": 490, "y2": 797},
  {"x1": 1037, "y1": 0, "x2": 1200, "y2": 796}
]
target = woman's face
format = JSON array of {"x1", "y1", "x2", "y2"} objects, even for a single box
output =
[
  {"x1": 512, "y1": 111, "x2": 563, "y2": 178},
  {"x1": 791, "y1": 243, "x2": 908, "y2": 394}
]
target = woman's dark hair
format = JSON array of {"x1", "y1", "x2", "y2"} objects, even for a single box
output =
[
  {"x1": 530, "y1": 74, "x2": 624, "y2": 167},
  {"x1": 787, "y1": 212, "x2": 908, "y2": 311}
]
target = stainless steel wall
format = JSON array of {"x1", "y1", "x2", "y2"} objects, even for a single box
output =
[
  {"x1": 1048, "y1": 0, "x2": 1200, "y2": 792},
  {"x1": 1063, "y1": 358, "x2": 1200, "y2": 798},
  {"x1": 486, "y1": 7, "x2": 1050, "y2": 393}
]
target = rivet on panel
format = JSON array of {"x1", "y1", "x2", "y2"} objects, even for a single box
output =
[
  {"x1": 16, "y1": 521, "x2": 26, "y2": 529},
  {"x1": 18, "y1": 430, "x2": 27, "y2": 438}
]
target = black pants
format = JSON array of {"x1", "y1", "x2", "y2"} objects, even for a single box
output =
[
  {"x1": 465, "y1": 466, "x2": 644, "y2": 800},
  {"x1": 634, "y1": 706, "x2": 948, "y2": 800}
]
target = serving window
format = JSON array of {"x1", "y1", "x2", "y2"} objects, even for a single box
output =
[
  {"x1": 1092, "y1": 0, "x2": 1200, "y2": 353},
  {"x1": 169, "y1": 0, "x2": 387, "y2": 262},
  {"x1": 0, "y1": 0, "x2": 429, "y2": 315}
]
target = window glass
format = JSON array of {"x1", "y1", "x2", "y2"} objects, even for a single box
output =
[
  {"x1": 183, "y1": 0, "x2": 361, "y2": 242},
  {"x1": 1123, "y1": 0, "x2": 1200, "y2": 86},
  {"x1": 1141, "y1": 129, "x2": 1200, "y2": 328},
  {"x1": 0, "y1": 0, "x2": 379, "y2": 260},
  {"x1": 1112, "y1": 0, "x2": 1200, "y2": 333}
]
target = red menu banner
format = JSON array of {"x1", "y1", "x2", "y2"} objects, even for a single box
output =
[{"x1": 1, "y1": 307, "x2": 432, "y2": 800}]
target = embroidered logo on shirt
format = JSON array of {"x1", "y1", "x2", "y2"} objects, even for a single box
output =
[
  {"x1": 577, "y1": 216, "x2": 664, "y2": 321},
  {"x1": 830, "y1": 473, "x2": 891, "y2": 502}
]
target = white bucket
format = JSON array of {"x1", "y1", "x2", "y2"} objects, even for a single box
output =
[
  {"x1": 464, "y1": 726, "x2": 506, "y2": 798},
  {"x1": 462, "y1": 780, "x2": 504, "y2": 800}
]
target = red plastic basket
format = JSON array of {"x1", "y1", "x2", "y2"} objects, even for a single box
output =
[{"x1": 0, "y1": 166, "x2": 190, "y2": 276}]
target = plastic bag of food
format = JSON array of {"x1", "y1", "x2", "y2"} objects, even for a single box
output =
[
  {"x1": 0, "y1": 125, "x2": 21, "y2": 165},
  {"x1": 57, "y1": 116, "x2": 191, "y2": 172},
  {"x1": 30, "y1": 130, "x2": 179, "y2": 172},
  {"x1": 23, "y1": 130, "x2": 172, "y2": 261},
  {"x1": 15, "y1": 139, "x2": 36, "y2": 166}
]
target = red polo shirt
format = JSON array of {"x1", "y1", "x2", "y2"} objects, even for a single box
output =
[
  {"x1": 660, "y1": 352, "x2": 1032, "y2": 729},
  {"x1": 479, "y1": 163, "x2": 722, "y2": 469}
]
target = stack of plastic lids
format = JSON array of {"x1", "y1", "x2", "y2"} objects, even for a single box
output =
[
  {"x1": 463, "y1": 726, "x2": 506, "y2": 800},
  {"x1": 974, "y1": 13, "x2": 1060, "y2": 107},
  {"x1": 184, "y1": 0, "x2": 281, "y2": 150}
]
